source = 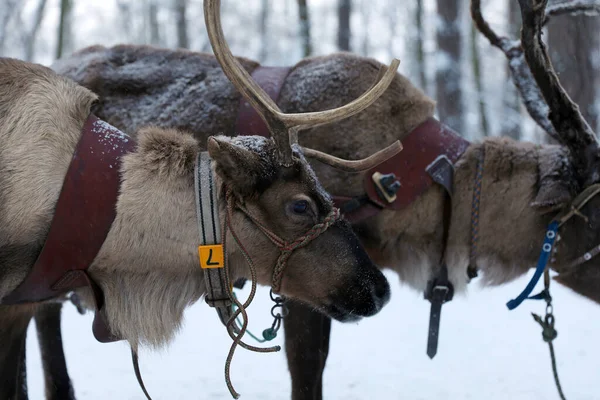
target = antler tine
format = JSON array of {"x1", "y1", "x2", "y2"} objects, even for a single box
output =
[
  {"x1": 204, "y1": 0, "x2": 294, "y2": 163},
  {"x1": 300, "y1": 140, "x2": 403, "y2": 173}
]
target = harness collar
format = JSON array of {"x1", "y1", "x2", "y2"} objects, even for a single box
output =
[
  {"x1": 1, "y1": 114, "x2": 135, "y2": 343},
  {"x1": 195, "y1": 151, "x2": 236, "y2": 327}
]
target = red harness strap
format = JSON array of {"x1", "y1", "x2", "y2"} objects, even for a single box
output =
[
  {"x1": 1, "y1": 114, "x2": 135, "y2": 343},
  {"x1": 234, "y1": 66, "x2": 292, "y2": 137},
  {"x1": 336, "y1": 118, "x2": 471, "y2": 222}
]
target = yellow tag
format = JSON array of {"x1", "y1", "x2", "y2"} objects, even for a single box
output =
[{"x1": 198, "y1": 245, "x2": 224, "y2": 269}]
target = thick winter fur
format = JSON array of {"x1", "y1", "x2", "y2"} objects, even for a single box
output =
[
  {"x1": 53, "y1": 45, "x2": 597, "y2": 302},
  {"x1": 0, "y1": 56, "x2": 389, "y2": 357}
]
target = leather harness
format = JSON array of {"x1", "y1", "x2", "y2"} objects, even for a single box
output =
[{"x1": 1, "y1": 115, "x2": 134, "y2": 343}]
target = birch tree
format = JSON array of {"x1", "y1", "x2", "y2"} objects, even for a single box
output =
[
  {"x1": 435, "y1": 0, "x2": 465, "y2": 133},
  {"x1": 175, "y1": 0, "x2": 189, "y2": 49},
  {"x1": 337, "y1": 0, "x2": 351, "y2": 51},
  {"x1": 548, "y1": 11, "x2": 600, "y2": 132},
  {"x1": 297, "y1": 0, "x2": 312, "y2": 57}
]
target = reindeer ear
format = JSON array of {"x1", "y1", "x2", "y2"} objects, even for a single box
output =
[
  {"x1": 531, "y1": 179, "x2": 572, "y2": 214},
  {"x1": 207, "y1": 136, "x2": 266, "y2": 196},
  {"x1": 532, "y1": 146, "x2": 574, "y2": 214}
]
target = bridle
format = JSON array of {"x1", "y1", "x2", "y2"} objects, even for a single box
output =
[
  {"x1": 194, "y1": 151, "x2": 342, "y2": 399},
  {"x1": 233, "y1": 200, "x2": 341, "y2": 293}
]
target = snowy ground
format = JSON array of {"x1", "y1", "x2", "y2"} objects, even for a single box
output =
[{"x1": 26, "y1": 270, "x2": 600, "y2": 400}]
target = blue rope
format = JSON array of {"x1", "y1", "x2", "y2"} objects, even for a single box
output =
[{"x1": 506, "y1": 220, "x2": 559, "y2": 310}]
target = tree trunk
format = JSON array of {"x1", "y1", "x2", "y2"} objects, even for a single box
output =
[
  {"x1": 55, "y1": 0, "x2": 72, "y2": 60},
  {"x1": 337, "y1": 0, "x2": 351, "y2": 51},
  {"x1": 297, "y1": 0, "x2": 312, "y2": 57},
  {"x1": 470, "y1": 22, "x2": 489, "y2": 136},
  {"x1": 24, "y1": 0, "x2": 48, "y2": 61},
  {"x1": 148, "y1": 0, "x2": 160, "y2": 45},
  {"x1": 175, "y1": 0, "x2": 188, "y2": 49},
  {"x1": 548, "y1": 12, "x2": 600, "y2": 133},
  {"x1": 414, "y1": 0, "x2": 427, "y2": 91},
  {"x1": 435, "y1": 0, "x2": 464, "y2": 133},
  {"x1": 360, "y1": 0, "x2": 370, "y2": 56},
  {"x1": 0, "y1": 0, "x2": 19, "y2": 52},
  {"x1": 501, "y1": 0, "x2": 522, "y2": 140},
  {"x1": 259, "y1": 0, "x2": 269, "y2": 61}
]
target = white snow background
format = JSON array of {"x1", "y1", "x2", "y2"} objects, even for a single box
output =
[{"x1": 25, "y1": 269, "x2": 600, "y2": 400}]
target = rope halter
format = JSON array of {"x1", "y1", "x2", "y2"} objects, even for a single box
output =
[{"x1": 228, "y1": 190, "x2": 342, "y2": 293}]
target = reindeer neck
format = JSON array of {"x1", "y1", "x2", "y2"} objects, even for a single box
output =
[{"x1": 362, "y1": 137, "x2": 554, "y2": 295}]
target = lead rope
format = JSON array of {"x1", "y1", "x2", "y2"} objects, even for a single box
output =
[
  {"x1": 221, "y1": 190, "x2": 341, "y2": 398},
  {"x1": 531, "y1": 268, "x2": 567, "y2": 400},
  {"x1": 222, "y1": 190, "x2": 280, "y2": 399}
]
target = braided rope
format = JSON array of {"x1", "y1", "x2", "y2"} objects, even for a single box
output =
[
  {"x1": 272, "y1": 208, "x2": 341, "y2": 293},
  {"x1": 221, "y1": 193, "x2": 280, "y2": 399},
  {"x1": 468, "y1": 146, "x2": 485, "y2": 276},
  {"x1": 219, "y1": 188, "x2": 341, "y2": 398}
]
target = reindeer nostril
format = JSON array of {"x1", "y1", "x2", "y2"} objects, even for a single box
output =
[{"x1": 374, "y1": 278, "x2": 391, "y2": 304}]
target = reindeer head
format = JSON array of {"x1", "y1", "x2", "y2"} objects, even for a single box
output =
[
  {"x1": 472, "y1": 0, "x2": 600, "y2": 303},
  {"x1": 203, "y1": 0, "x2": 403, "y2": 320}
]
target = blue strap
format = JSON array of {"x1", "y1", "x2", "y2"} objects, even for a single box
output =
[{"x1": 506, "y1": 220, "x2": 559, "y2": 310}]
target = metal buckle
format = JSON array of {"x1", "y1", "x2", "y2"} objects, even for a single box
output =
[
  {"x1": 425, "y1": 280, "x2": 454, "y2": 304},
  {"x1": 204, "y1": 296, "x2": 231, "y2": 308}
]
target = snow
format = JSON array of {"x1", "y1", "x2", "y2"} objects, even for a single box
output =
[{"x1": 25, "y1": 269, "x2": 600, "y2": 399}]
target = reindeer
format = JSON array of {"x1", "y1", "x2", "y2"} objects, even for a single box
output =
[
  {"x1": 0, "y1": 1, "x2": 406, "y2": 398},
  {"x1": 32, "y1": 0, "x2": 600, "y2": 398}
]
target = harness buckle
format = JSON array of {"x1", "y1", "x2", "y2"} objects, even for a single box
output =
[
  {"x1": 424, "y1": 279, "x2": 454, "y2": 304},
  {"x1": 204, "y1": 296, "x2": 232, "y2": 308}
]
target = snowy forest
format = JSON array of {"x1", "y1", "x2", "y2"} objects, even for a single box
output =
[
  {"x1": 1, "y1": 0, "x2": 598, "y2": 143},
  {"x1": 2, "y1": 1, "x2": 600, "y2": 399}
]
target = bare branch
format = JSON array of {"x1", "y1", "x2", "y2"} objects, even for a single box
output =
[
  {"x1": 471, "y1": 0, "x2": 557, "y2": 137},
  {"x1": 472, "y1": 0, "x2": 600, "y2": 184},
  {"x1": 545, "y1": 0, "x2": 600, "y2": 23}
]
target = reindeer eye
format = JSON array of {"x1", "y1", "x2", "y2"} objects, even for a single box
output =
[{"x1": 292, "y1": 200, "x2": 309, "y2": 214}]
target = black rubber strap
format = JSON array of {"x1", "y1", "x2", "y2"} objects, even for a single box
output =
[{"x1": 424, "y1": 156, "x2": 455, "y2": 359}]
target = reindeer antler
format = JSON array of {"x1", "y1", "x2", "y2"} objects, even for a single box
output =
[
  {"x1": 471, "y1": 0, "x2": 600, "y2": 186},
  {"x1": 204, "y1": 0, "x2": 402, "y2": 170}
]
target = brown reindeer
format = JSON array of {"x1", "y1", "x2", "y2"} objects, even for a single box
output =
[
  {"x1": 34, "y1": 0, "x2": 600, "y2": 398},
  {"x1": 0, "y1": 1, "x2": 405, "y2": 397}
]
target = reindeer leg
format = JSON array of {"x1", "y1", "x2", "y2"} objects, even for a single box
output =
[
  {"x1": 284, "y1": 300, "x2": 331, "y2": 400},
  {"x1": 34, "y1": 302, "x2": 76, "y2": 400},
  {"x1": 16, "y1": 332, "x2": 28, "y2": 400},
  {"x1": 0, "y1": 305, "x2": 35, "y2": 400}
]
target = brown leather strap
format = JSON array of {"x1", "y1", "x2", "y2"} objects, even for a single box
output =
[
  {"x1": 234, "y1": 66, "x2": 292, "y2": 138},
  {"x1": 333, "y1": 118, "x2": 470, "y2": 223},
  {"x1": 364, "y1": 118, "x2": 470, "y2": 210},
  {"x1": 424, "y1": 156, "x2": 456, "y2": 359},
  {"x1": 1, "y1": 114, "x2": 134, "y2": 342}
]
